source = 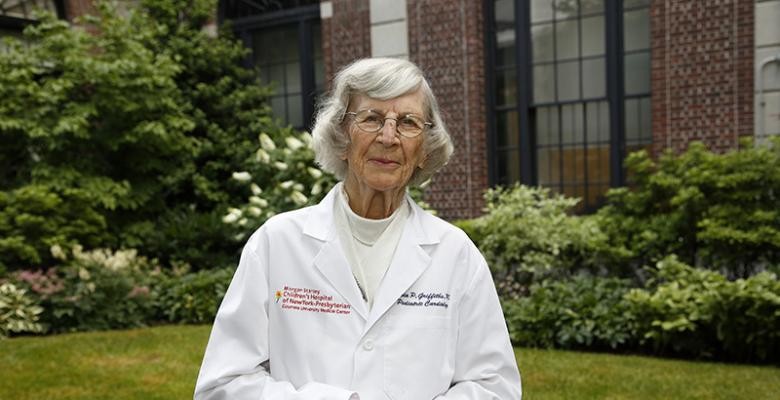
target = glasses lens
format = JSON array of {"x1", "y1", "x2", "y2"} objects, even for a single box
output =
[
  {"x1": 355, "y1": 110, "x2": 384, "y2": 132},
  {"x1": 397, "y1": 115, "x2": 425, "y2": 137}
]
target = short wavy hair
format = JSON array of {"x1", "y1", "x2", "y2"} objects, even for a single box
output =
[{"x1": 311, "y1": 58, "x2": 454, "y2": 186}]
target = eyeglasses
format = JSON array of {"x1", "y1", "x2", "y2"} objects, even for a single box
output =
[{"x1": 343, "y1": 109, "x2": 433, "y2": 138}]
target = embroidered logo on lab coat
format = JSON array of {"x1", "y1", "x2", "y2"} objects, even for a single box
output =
[
  {"x1": 397, "y1": 291, "x2": 451, "y2": 309},
  {"x1": 276, "y1": 285, "x2": 351, "y2": 315}
]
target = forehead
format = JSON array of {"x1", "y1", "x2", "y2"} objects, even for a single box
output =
[{"x1": 350, "y1": 90, "x2": 426, "y2": 115}]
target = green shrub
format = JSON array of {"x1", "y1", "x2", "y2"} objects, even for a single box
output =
[
  {"x1": 627, "y1": 256, "x2": 780, "y2": 362},
  {"x1": 155, "y1": 267, "x2": 234, "y2": 324},
  {"x1": 0, "y1": 282, "x2": 45, "y2": 338},
  {"x1": 503, "y1": 276, "x2": 637, "y2": 351},
  {"x1": 14, "y1": 245, "x2": 160, "y2": 333},
  {"x1": 470, "y1": 184, "x2": 622, "y2": 295},
  {"x1": 0, "y1": 185, "x2": 108, "y2": 271},
  {"x1": 0, "y1": 1, "x2": 301, "y2": 270},
  {"x1": 597, "y1": 139, "x2": 780, "y2": 278}
]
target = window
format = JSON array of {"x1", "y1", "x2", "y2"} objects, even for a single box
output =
[
  {"x1": 221, "y1": 0, "x2": 324, "y2": 130},
  {"x1": 487, "y1": 0, "x2": 651, "y2": 210},
  {"x1": 1, "y1": 0, "x2": 64, "y2": 37}
]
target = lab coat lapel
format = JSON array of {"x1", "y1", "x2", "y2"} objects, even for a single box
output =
[
  {"x1": 365, "y1": 201, "x2": 437, "y2": 330},
  {"x1": 305, "y1": 186, "x2": 369, "y2": 321}
]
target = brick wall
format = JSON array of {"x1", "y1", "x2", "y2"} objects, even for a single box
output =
[
  {"x1": 321, "y1": 0, "x2": 372, "y2": 86},
  {"x1": 63, "y1": 0, "x2": 95, "y2": 21},
  {"x1": 408, "y1": 0, "x2": 487, "y2": 220},
  {"x1": 651, "y1": 0, "x2": 755, "y2": 155}
]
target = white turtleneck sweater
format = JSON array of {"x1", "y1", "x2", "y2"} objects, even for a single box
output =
[{"x1": 333, "y1": 183, "x2": 409, "y2": 309}]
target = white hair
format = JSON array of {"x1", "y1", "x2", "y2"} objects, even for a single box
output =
[{"x1": 311, "y1": 58, "x2": 454, "y2": 186}]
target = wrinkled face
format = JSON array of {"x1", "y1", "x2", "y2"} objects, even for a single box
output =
[{"x1": 342, "y1": 90, "x2": 427, "y2": 194}]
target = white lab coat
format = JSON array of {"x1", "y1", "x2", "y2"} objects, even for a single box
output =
[{"x1": 194, "y1": 186, "x2": 522, "y2": 400}]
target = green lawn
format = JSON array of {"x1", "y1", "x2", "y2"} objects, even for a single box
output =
[{"x1": 1, "y1": 325, "x2": 778, "y2": 399}]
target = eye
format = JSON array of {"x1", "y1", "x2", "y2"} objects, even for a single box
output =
[{"x1": 399, "y1": 116, "x2": 423, "y2": 129}]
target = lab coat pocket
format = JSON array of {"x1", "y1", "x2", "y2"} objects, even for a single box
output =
[{"x1": 382, "y1": 315, "x2": 453, "y2": 400}]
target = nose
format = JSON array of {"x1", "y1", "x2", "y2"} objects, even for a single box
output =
[{"x1": 377, "y1": 118, "x2": 399, "y2": 146}]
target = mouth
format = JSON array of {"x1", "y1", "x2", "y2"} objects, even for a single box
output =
[{"x1": 369, "y1": 157, "x2": 399, "y2": 165}]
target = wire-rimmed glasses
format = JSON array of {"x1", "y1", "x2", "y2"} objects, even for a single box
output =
[{"x1": 343, "y1": 109, "x2": 433, "y2": 138}]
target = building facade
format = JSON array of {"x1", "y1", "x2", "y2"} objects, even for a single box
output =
[{"x1": 4, "y1": 0, "x2": 779, "y2": 219}]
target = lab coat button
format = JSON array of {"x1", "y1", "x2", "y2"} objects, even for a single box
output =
[{"x1": 363, "y1": 339, "x2": 374, "y2": 351}]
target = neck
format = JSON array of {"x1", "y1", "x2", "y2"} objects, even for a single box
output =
[{"x1": 342, "y1": 178, "x2": 406, "y2": 219}]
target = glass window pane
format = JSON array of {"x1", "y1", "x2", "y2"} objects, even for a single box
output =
[
  {"x1": 586, "y1": 101, "x2": 610, "y2": 145},
  {"x1": 286, "y1": 62, "x2": 301, "y2": 93},
  {"x1": 624, "y1": 0, "x2": 651, "y2": 8},
  {"x1": 624, "y1": 98, "x2": 640, "y2": 143},
  {"x1": 535, "y1": 106, "x2": 555, "y2": 146},
  {"x1": 537, "y1": 148, "x2": 560, "y2": 185},
  {"x1": 497, "y1": 150, "x2": 522, "y2": 185},
  {"x1": 271, "y1": 96, "x2": 286, "y2": 122},
  {"x1": 496, "y1": 111, "x2": 520, "y2": 148},
  {"x1": 582, "y1": 57, "x2": 605, "y2": 99},
  {"x1": 532, "y1": 24, "x2": 555, "y2": 63},
  {"x1": 556, "y1": 19, "x2": 579, "y2": 59},
  {"x1": 288, "y1": 95, "x2": 303, "y2": 128},
  {"x1": 625, "y1": 51, "x2": 650, "y2": 95},
  {"x1": 533, "y1": 64, "x2": 556, "y2": 104},
  {"x1": 624, "y1": 8, "x2": 650, "y2": 51},
  {"x1": 561, "y1": 104, "x2": 576, "y2": 144},
  {"x1": 555, "y1": 0, "x2": 578, "y2": 19},
  {"x1": 496, "y1": 29, "x2": 516, "y2": 66},
  {"x1": 581, "y1": 0, "x2": 604, "y2": 15},
  {"x1": 261, "y1": 64, "x2": 284, "y2": 89},
  {"x1": 496, "y1": 68, "x2": 517, "y2": 106},
  {"x1": 556, "y1": 60, "x2": 580, "y2": 101},
  {"x1": 495, "y1": 0, "x2": 515, "y2": 26},
  {"x1": 581, "y1": 15, "x2": 605, "y2": 57},
  {"x1": 531, "y1": 0, "x2": 554, "y2": 22},
  {"x1": 495, "y1": 0, "x2": 516, "y2": 67},
  {"x1": 640, "y1": 97, "x2": 652, "y2": 142}
]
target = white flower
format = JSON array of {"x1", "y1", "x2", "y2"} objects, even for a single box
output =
[
  {"x1": 222, "y1": 213, "x2": 239, "y2": 224},
  {"x1": 255, "y1": 149, "x2": 270, "y2": 164},
  {"x1": 285, "y1": 137, "x2": 304, "y2": 150},
  {"x1": 232, "y1": 171, "x2": 252, "y2": 182},
  {"x1": 222, "y1": 207, "x2": 242, "y2": 224},
  {"x1": 259, "y1": 133, "x2": 276, "y2": 150},
  {"x1": 238, "y1": 218, "x2": 248, "y2": 226},
  {"x1": 280, "y1": 180, "x2": 295, "y2": 189},
  {"x1": 78, "y1": 267, "x2": 91, "y2": 281},
  {"x1": 273, "y1": 161, "x2": 288, "y2": 171},
  {"x1": 248, "y1": 207, "x2": 262, "y2": 217},
  {"x1": 290, "y1": 190, "x2": 308, "y2": 205},
  {"x1": 250, "y1": 196, "x2": 269, "y2": 207},
  {"x1": 250, "y1": 183, "x2": 263, "y2": 195},
  {"x1": 300, "y1": 132, "x2": 313, "y2": 147},
  {"x1": 311, "y1": 182, "x2": 322, "y2": 196},
  {"x1": 307, "y1": 167, "x2": 323, "y2": 179},
  {"x1": 293, "y1": 183, "x2": 304, "y2": 192},
  {"x1": 50, "y1": 244, "x2": 66, "y2": 261}
]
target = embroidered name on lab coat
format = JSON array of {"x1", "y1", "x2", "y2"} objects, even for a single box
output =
[
  {"x1": 276, "y1": 285, "x2": 351, "y2": 315},
  {"x1": 397, "y1": 291, "x2": 451, "y2": 309}
]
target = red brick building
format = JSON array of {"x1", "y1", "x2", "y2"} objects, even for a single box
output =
[{"x1": 4, "y1": 0, "x2": 779, "y2": 219}]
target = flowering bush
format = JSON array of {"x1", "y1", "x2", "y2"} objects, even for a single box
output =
[
  {"x1": 0, "y1": 282, "x2": 44, "y2": 338},
  {"x1": 13, "y1": 245, "x2": 161, "y2": 333},
  {"x1": 223, "y1": 130, "x2": 336, "y2": 238}
]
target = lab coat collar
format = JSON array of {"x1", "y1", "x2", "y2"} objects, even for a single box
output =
[{"x1": 304, "y1": 184, "x2": 440, "y2": 328}]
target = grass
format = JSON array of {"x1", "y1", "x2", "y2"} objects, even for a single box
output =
[{"x1": 2, "y1": 325, "x2": 778, "y2": 399}]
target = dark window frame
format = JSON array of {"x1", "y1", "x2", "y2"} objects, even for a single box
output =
[
  {"x1": 221, "y1": 2, "x2": 321, "y2": 130},
  {"x1": 485, "y1": 0, "x2": 650, "y2": 208},
  {"x1": 1, "y1": 0, "x2": 66, "y2": 32}
]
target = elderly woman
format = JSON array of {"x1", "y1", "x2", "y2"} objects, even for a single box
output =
[{"x1": 194, "y1": 58, "x2": 522, "y2": 400}]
